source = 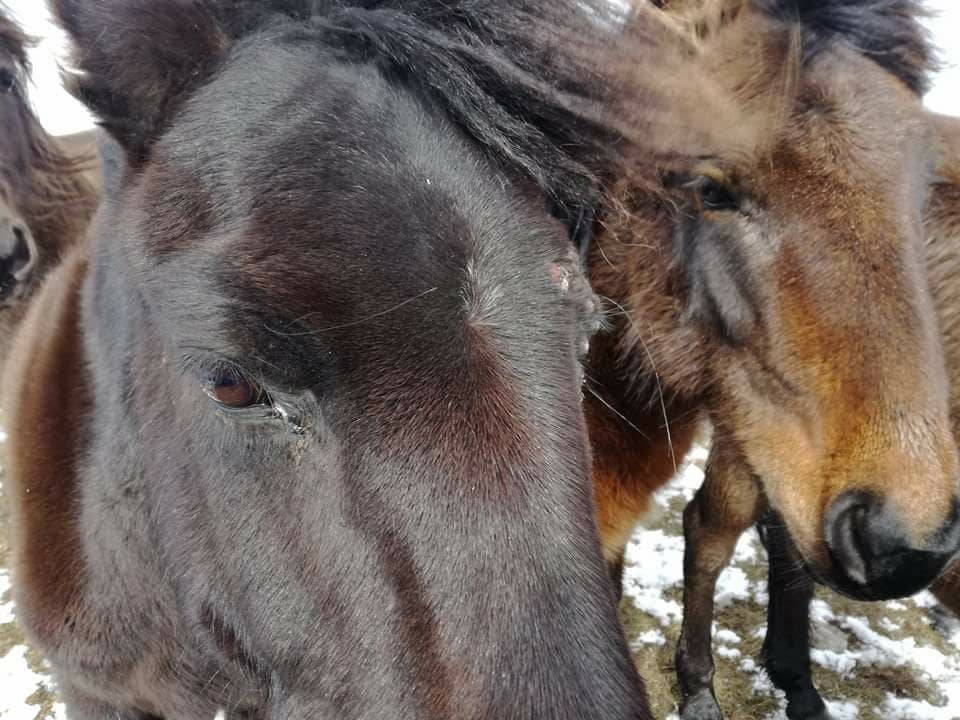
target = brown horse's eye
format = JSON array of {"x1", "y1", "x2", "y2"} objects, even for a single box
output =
[
  {"x1": 698, "y1": 178, "x2": 739, "y2": 211},
  {"x1": 0, "y1": 69, "x2": 16, "y2": 93},
  {"x1": 204, "y1": 370, "x2": 263, "y2": 409}
]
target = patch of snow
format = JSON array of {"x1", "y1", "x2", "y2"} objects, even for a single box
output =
[
  {"x1": 913, "y1": 592, "x2": 939, "y2": 609},
  {"x1": 0, "y1": 645, "x2": 56, "y2": 720},
  {"x1": 716, "y1": 645, "x2": 741, "y2": 659},
  {"x1": 634, "y1": 629, "x2": 667, "y2": 647},
  {"x1": 715, "y1": 566, "x2": 750, "y2": 608},
  {"x1": 622, "y1": 441, "x2": 960, "y2": 719},
  {"x1": 733, "y1": 529, "x2": 760, "y2": 564},
  {"x1": 0, "y1": 571, "x2": 15, "y2": 624},
  {"x1": 880, "y1": 618, "x2": 903, "y2": 633},
  {"x1": 714, "y1": 628, "x2": 742, "y2": 644},
  {"x1": 623, "y1": 529, "x2": 684, "y2": 626},
  {"x1": 882, "y1": 695, "x2": 959, "y2": 720},
  {"x1": 825, "y1": 700, "x2": 859, "y2": 720},
  {"x1": 811, "y1": 648, "x2": 858, "y2": 676}
]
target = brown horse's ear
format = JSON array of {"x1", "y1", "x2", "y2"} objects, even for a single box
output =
[{"x1": 51, "y1": 0, "x2": 231, "y2": 164}]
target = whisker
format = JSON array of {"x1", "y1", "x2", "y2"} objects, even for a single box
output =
[
  {"x1": 267, "y1": 287, "x2": 439, "y2": 337},
  {"x1": 583, "y1": 375, "x2": 650, "y2": 440},
  {"x1": 599, "y1": 294, "x2": 676, "y2": 472}
]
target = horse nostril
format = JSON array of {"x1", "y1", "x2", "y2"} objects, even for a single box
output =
[
  {"x1": 824, "y1": 491, "x2": 875, "y2": 586},
  {"x1": 4, "y1": 221, "x2": 35, "y2": 280},
  {"x1": 824, "y1": 491, "x2": 955, "y2": 599}
]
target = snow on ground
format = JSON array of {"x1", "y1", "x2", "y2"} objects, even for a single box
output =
[
  {"x1": 1, "y1": 441, "x2": 958, "y2": 719},
  {"x1": 620, "y1": 443, "x2": 960, "y2": 720}
]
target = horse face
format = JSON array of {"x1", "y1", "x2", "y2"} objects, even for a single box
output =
[
  {"x1": 50, "y1": 2, "x2": 648, "y2": 717},
  {"x1": 0, "y1": 34, "x2": 36, "y2": 303},
  {"x1": 590, "y1": 3, "x2": 959, "y2": 601},
  {"x1": 680, "y1": 32, "x2": 959, "y2": 600}
]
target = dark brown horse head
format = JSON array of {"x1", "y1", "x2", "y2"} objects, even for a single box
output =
[
  {"x1": 594, "y1": 0, "x2": 959, "y2": 601},
  {"x1": 26, "y1": 0, "x2": 661, "y2": 717},
  {"x1": 0, "y1": 13, "x2": 37, "y2": 302}
]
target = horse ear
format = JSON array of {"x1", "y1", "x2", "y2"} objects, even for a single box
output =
[
  {"x1": 51, "y1": 0, "x2": 231, "y2": 163},
  {"x1": 756, "y1": 0, "x2": 935, "y2": 95}
]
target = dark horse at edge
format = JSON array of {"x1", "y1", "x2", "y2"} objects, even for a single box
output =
[{"x1": 2, "y1": 0, "x2": 683, "y2": 718}]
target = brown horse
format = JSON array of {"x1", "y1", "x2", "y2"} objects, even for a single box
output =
[
  {"x1": 0, "y1": 1, "x2": 728, "y2": 718},
  {"x1": 581, "y1": 0, "x2": 960, "y2": 716},
  {"x1": 0, "y1": 13, "x2": 97, "y2": 366},
  {"x1": 673, "y1": 111, "x2": 960, "y2": 720},
  {"x1": 590, "y1": 0, "x2": 957, "y2": 598}
]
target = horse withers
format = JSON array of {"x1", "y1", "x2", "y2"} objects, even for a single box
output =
[
  {"x1": 3, "y1": 1, "x2": 662, "y2": 718},
  {"x1": 0, "y1": 13, "x2": 96, "y2": 363}
]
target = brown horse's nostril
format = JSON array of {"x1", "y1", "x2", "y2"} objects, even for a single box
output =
[
  {"x1": 824, "y1": 491, "x2": 960, "y2": 600},
  {"x1": 0, "y1": 220, "x2": 35, "y2": 301},
  {"x1": 9, "y1": 222, "x2": 34, "y2": 277}
]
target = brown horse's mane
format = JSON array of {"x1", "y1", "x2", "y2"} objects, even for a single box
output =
[{"x1": 0, "y1": 8, "x2": 97, "y2": 267}]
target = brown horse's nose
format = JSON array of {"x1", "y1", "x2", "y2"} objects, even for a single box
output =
[
  {"x1": 824, "y1": 491, "x2": 960, "y2": 601},
  {"x1": 0, "y1": 218, "x2": 36, "y2": 300}
]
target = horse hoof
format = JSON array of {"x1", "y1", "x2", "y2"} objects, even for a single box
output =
[
  {"x1": 786, "y1": 694, "x2": 834, "y2": 720},
  {"x1": 789, "y1": 710, "x2": 834, "y2": 720},
  {"x1": 680, "y1": 691, "x2": 724, "y2": 720}
]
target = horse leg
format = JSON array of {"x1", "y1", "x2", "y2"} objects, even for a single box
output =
[
  {"x1": 609, "y1": 553, "x2": 626, "y2": 600},
  {"x1": 760, "y1": 514, "x2": 833, "y2": 720},
  {"x1": 676, "y1": 441, "x2": 762, "y2": 720}
]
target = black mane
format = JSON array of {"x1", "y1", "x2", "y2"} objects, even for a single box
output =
[
  {"x1": 70, "y1": 0, "x2": 642, "y2": 215},
  {"x1": 239, "y1": 0, "x2": 639, "y2": 216}
]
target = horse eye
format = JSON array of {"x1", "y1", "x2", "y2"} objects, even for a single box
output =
[
  {"x1": 698, "y1": 178, "x2": 739, "y2": 211},
  {"x1": 0, "y1": 69, "x2": 16, "y2": 93},
  {"x1": 204, "y1": 370, "x2": 264, "y2": 409}
]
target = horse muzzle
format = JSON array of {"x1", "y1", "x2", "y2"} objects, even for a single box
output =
[{"x1": 819, "y1": 491, "x2": 960, "y2": 601}]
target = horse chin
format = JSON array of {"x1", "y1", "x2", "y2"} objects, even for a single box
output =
[
  {"x1": 800, "y1": 555, "x2": 947, "y2": 603},
  {"x1": 0, "y1": 273, "x2": 31, "y2": 306}
]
